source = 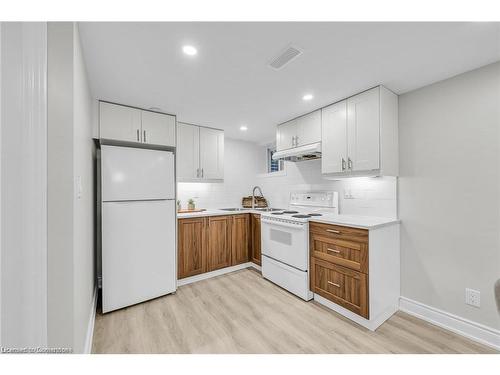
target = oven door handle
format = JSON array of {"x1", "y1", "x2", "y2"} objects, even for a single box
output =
[{"x1": 261, "y1": 218, "x2": 306, "y2": 230}]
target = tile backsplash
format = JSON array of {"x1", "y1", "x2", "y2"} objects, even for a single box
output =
[{"x1": 177, "y1": 138, "x2": 398, "y2": 218}]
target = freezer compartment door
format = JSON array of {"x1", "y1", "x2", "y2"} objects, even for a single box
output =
[
  {"x1": 102, "y1": 200, "x2": 176, "y2": 313},
  {"x1": 101, "y1": 145, "x2": 174, "y2": 201}
]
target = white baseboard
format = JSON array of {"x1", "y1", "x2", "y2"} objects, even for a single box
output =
[
  {"x1": 83, "y1": 287, "x2": 98, "y2": 354},
  {"x1": 249, "y1": 263, "x2": 261, "y2": 271},
  {"x1": 399, "y1": 296, "x2": 500, "y2": 351},
  {"x1": 177, "y1": 262, "x2": 254, "y2": 287}
]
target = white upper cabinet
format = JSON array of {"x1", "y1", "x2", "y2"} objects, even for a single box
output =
[
  {"x1": 100, "y1": 101, "x2": 176, "y2": 147},
  {"x1": 176, "y1": 123, "x2": 224, "y2": 182},
  {"x1": 100, "y1": 102, "x2": 142, "y2": 142},
  {"x1": 321, "y1": 100, "x2": 348, "y2": 174},
  {"x1": 347, "y1": 88, "x2": 380, "y2": 172},
  {"x1": 321, "y1": 86, "x2": 398, "y2": 177},
  {"x1": 276, "y1": 110, "x2": 321, "y2": 151},
  {"x1": 141, "y1": 110, "x2": 176, "y2": 147},
  {"x1": 199, "y1": 127, "x2": 224, "y2": 180},
  {"x1": 296, "y1": 110, "x2": 321, "y2": 147},
  {"x1": 176, "y1": 122, "x2": 200, "y2": 180},
  {"x1": 276, "y1": 119, "x2": 297, "y2": 151}
]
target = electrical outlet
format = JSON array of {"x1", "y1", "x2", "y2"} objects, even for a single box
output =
[
  {"x1": 465, "y1": 288, "x2": 480, "y2": 308},
  {"x1": 344, "y1": 189, "x2": 353, "y2": 199}
]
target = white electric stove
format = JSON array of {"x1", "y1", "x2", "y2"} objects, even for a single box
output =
[{"x1": 260, "y1": 191, "x2": 339, "y2": 300}]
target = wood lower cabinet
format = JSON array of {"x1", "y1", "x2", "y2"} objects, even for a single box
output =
[
  {"x1": 311, "y1": 257, "x2": 368, "y2": 318},
  {"x1": 178, "y1": 214, "x2": 250, "y2": 279},
  {"x1": 231, "y1": 214, "x2": 250, "y2": 265},
  {"x1": 250, "y1": 214, "x2": 261, "y2": 265},
  {"x1": 178, "y1": 217, "x2": 207, "y2": 279},
  {"x1": 310, "y1": 221, "x2": 369, "y2": 319},
  {"x1": 207, "y1": 216, "x2": 232, "y2": 272}
]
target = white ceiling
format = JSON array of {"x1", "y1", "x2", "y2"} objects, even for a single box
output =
[{"x1": 79, "y1": 22, "x2": 500, "y2": 143}]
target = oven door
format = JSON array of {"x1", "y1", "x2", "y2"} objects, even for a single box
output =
[{"x1": 261, "y1": 217, "x2": 308, "y2": 271}]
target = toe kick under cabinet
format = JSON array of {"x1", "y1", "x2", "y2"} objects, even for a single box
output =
[{"x1": 309, "y1": 221, "x2": 400, "y2": 331}]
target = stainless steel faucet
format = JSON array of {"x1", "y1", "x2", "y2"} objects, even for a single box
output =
[{"x1": 252, "y1": 186, "x2": 264, "y2": 209}]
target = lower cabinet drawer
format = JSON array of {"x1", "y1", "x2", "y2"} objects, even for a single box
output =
[
  {"x1": 310, "y1": 234, "x2": 368, "y2": 273},
  {"x1": 311, "y1": 257, "x2": 369, "y2": 319}
]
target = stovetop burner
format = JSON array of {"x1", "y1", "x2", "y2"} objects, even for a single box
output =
[
  {"x1": 282, "y1": 210, "x2": 299, "y2": 214},
  {"x1": 271, "y1": 212, "x2": 284, "y2": 215},
  {"x1": 308, "y1": 213, "x2": 322, "y2": 216},
  {"x1": 292, "y1": 214, "x2": 311, "y2": 218}
]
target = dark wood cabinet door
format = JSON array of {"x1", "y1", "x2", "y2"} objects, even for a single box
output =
[
  {"x1": 178, "y1": 217, "x2": 207, "y2": 279},
  {"x1": 311, "y1": 257, "x2": 369, "y2": 318},
  {"x1": 250, "y1": 214, "x2": 261, "y2": 265},
  {"x1": 231, "y1": 214, "x2": 250, "y2": 265},
  {"x1": 207, "y1": 215, "x2": 232, "y2": 272}
]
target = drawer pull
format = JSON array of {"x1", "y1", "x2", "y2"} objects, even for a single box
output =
[
  {"x1": 327, "y1": 248, "x2": 341, "y2": 254},
  {"x1": 327, "y1": 281, "x2": 341, "y2": 288},
  {"x1": 326, "y1": 229, "x2": 341, "y2": 234}
]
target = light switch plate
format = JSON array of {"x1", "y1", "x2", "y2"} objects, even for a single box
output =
[{"x1": 75, "y1": 176, "x2": 82, "y2": 199}]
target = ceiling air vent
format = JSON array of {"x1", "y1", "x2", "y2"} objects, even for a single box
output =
[{"x1": 269, "y1": 45, "x2": 302, "y2": 70}]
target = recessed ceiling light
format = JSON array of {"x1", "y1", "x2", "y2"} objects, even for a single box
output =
[
  {"x1": 302, "y1": 94, "x2": 313, "y2": 101},
  {"x1": 240, "y1": 125, "x2": 248, "y2": 131},
  {"x1": 182, "y1": 45, "x2": 197, "y2": 56}
]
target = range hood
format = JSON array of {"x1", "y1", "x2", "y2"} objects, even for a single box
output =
[{"x1": 272, "y1": 142, "x2": 321, "y2": 162}]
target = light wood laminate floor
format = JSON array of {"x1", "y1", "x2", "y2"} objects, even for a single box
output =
[{"x1": 92, "y1": 268, "x2": 496, "y2": 354}]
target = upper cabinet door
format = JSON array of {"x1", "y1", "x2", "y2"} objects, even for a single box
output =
[
  {"x1": 141, "y1": 110, "x2": 176, "y2": 147},
  {"x1": 276, "y1": 119, "x2": 297, "y2": 151},
  {"x1": 176, "y1": 123, "x2": 200, "y2": 180},
  {"x1": 321, "y1": 101, "x2": 348, "y2": 174},
  {"x1": 100, "y1": 102, "x2": 142, "y2": 142},
  {"x1": 199, "y1": 127, "x2": 224, "y2": 180},
  {"x1": 347, "y1": 87, "x2": 380, "y2": 172},
  {"x1": 296, "y1": 110, "x2": 321, "y2": 147}
]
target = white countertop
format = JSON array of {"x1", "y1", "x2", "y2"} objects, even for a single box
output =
[
  {"x1": 309, "y1": 214, "x2": 400, "y2": 230},
  {"x1": 177, "y1": 208, "x2": 257, "y2": 218},
  {"x1": 177, "y1": 209, "x2": 399, "y2": 229}
]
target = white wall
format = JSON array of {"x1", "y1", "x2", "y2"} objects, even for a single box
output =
[
  {"x1": 72, "y1": 24, "x2": 96, "y2": 354},
  {"x1": 1, "y1": 22, "x2": 48, "y2": 348},
  {"x1": 177, "y1": 137, "x2": 397, "y2": 219},
  {"x1": 47, "y1": 22, "x2": 95, "y2": 353},
  {"x1": 399, "y1": 61, "x2": 500, "y2": 330},
  {"x1": 47, "y1": 21, "x2": 75, "y2": 350}
]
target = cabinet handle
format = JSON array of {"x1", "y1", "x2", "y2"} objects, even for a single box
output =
[
  {"x1": 137, "y1": 129, "x2": 140, "y2": 142},
  {"x1": 348, "y1": 157, "x2": 353, "y2": 170},
  {"x1": 327, "y1": 248, "x2": 341, "y2": 254},
  {"x1": 201, "y1": 168, "x2": 204, "y2": 178},
  {"x1": 341, "y1": 158, "x2": 346, "y2": 171},
  {"x1": 196, "y1": 168, "x2": 200, "y2": 178},
  {"x1": 295, "y1": 135, "x2": 299, "y2": 146},
  {"x1": 291, "y1": 136, "x2": 295, "y2": 147},
  {"x1": 328, "y1": 281, "x2": 341, "y2": 288},
  {"x1": 143, "y1": 130, "x2": 147, "y2": 143},
  {"x1": 326, "y1": 229, "x2": 341, "y2": 234}
]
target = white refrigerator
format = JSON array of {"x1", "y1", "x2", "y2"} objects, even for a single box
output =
[{"x1": 100, "y1": 145, "x2": 176, "y2": 313}]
